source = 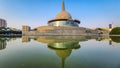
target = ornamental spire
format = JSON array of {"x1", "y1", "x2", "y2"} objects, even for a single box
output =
[{"x1": 62, "y1": 0, "x2": 65, "y2": 11}]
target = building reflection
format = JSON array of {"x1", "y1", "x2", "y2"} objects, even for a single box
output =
[
  {"x1": 109, "y1": 40, "x2": 112, "y2": 45},
  {"x1": 0, "y1": 39, "x2": 7, "y2": 50},
  {"x1": 48, "y1": 41, "x2": 80, "y2": 68},
  {"x1": 22, "y1": 36, "x2": 90, "y2": 43},
  {"x1": 22, "y1": 35, "x2": 112, "y2": 44},
  {"x1": 21, "y1": 36, "x2": 118, "y2": 68},
  {"x1": 22, "y1": 36, "x2": 82, "y2": 68},
  {"x1": 22, "y1": 35, "x2": 119, "y2": 47},
  {"x1": 0, "y1": 37, "x2": 21, "y2": 50},
  {"x1": 22, "y1": 36, "x2": 31, "y2": 43}
]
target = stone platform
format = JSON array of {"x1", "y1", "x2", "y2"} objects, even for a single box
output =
[{"x1": 22, "y1": 26, "x2": 103, "y2": 36}]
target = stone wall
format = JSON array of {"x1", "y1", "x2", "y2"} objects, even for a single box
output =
[{"x1": 22, "y1": 26, "x2": 107, "y2": 36}]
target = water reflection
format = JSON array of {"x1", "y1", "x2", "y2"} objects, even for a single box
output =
[
  {"x1": 21, "y1": 36, "x2": 82, "y2": 68},
  {"x1": 48, "y1": 41, "x2": 80, "y2": 68},
  {"x1": 0, "y1": 38, "x2": 7, "y2": 50},
  {"x1": 22, "y1": 35, "x2": 112, "y2": 68},
  {"x1": 22, "y1": 36, "x2": 31, "y2": 43},
  {"x1": 109, "y1": 36, "x2": 120, "y2": 43},
  {"x1": 0, "y1": 37, "x2": 21, "y2": 50},
  {"x1": 0, "y1": 36, "x2": 120, "y2": 68},
  {"x1": 22, "y1": 35, "x2": 110, "y2": 43},
  {"x1": 109, "y1": 40, "x2": 113, "y2": 45},
  {"x1": 0, "y1": 35, "x2": 117, "y2": 51},
  {"x1": 0, "y1": 37, "x2": 13, "y2": 50}
]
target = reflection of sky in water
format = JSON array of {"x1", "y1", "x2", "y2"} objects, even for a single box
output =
[{"x1": 0, "y1": 36, "x2": 120, "y2": 68}]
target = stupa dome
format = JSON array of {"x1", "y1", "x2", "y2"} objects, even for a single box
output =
[
  {"x1": 56, "y1": 11, "x2": 71, "y2": 19},
  {"x1": 48, "y1": 0, "x2": 80, "y2": 27},
  {"x1": 55, "y1": 1, "x2": 72, "y2": 19}
]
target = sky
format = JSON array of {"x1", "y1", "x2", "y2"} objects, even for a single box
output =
[{"x1": 0, "y1": 0, "x2": 120, "y2": 29}]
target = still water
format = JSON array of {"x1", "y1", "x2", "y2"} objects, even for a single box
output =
[{"x1": 0, "y1": 36, "x2": 120, "y2": 68}]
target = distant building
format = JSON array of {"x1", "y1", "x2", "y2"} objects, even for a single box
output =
[
  {"x1": 109, "y1": 24, "x2": 112, "y2": 29},
  {"x1": 22, "y1": 25, "x2": 31, "y2": 31},
  {"x1": 109, "y1": 23, "x2": 114, "y2": 31},
  {"x1": 0, "y1": 18, "x2": 7, "y2": 28}
]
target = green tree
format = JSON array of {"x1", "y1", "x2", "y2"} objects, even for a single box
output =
[{"x1": 109, "y1": 27, "x2": 120, "y2": 35}]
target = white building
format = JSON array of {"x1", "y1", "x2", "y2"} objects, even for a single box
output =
[{"x1": 0, "y1": 18, "x2": 7, "y2": 28}]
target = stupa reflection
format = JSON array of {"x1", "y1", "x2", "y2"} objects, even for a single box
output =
[
  {"x1": 48, "y1": 41, "x2": 80, "y2": 49},
  {"x1": 22, "y1": 36, "x2": 82, "y2": 68},
  {"x1": 21, "y1": 35, "x2": 115, "y2": 68},
  {"x1": 48, "y1": 41, "x2": 80, "y2": 68}
]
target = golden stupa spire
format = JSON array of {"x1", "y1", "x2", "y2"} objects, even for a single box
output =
[{"x1": 62, "y1": 0, "x2": 65, "y2": 11}]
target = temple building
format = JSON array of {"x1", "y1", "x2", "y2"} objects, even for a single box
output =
[
  {"x1": 22, "y1": 0, "x2": 107, "y2": 36},
  {"x1": 48, "y1": 1, "x2": 80, "y2": 27}
]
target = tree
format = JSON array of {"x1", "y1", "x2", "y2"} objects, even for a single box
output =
[{"x1": 109, "y1": 27, "x2": 120, "y2": 35}]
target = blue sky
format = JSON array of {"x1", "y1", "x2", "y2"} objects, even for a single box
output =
[{"x1": 0, "y1": 0, "x2": 120, "y2": 29}]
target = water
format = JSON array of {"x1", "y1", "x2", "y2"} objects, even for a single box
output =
[{"x1": 0, "y1": 36, "x2": 120, "y2": 68}]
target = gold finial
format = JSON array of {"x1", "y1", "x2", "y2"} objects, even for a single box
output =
[{"x1": 62, "y1": 0, "x2": 65, "y2": 11}]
